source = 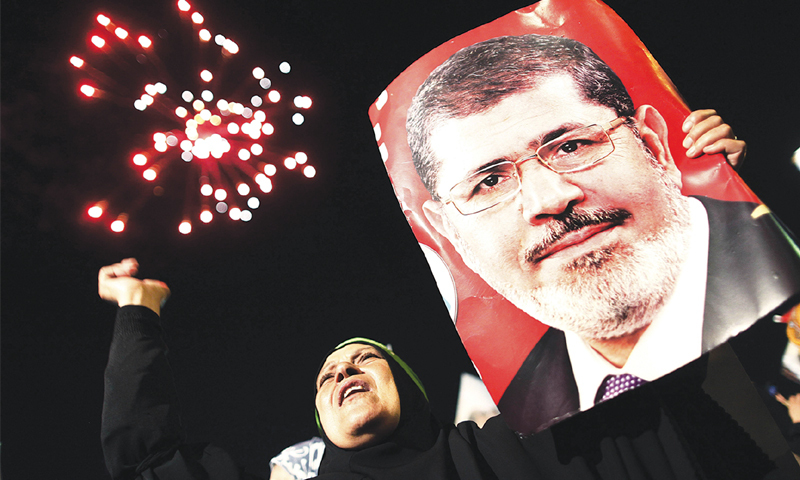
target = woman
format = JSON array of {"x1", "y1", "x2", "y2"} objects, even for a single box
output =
[
  {"x1": 99, "y1": 275, "x2": 776, "y2": 480},
  {"x1": 95, "y1": 263, "x2": 666, "y2": 480},
  {"x1": 312, "y1": 337, "x2": 540, "y2": 479},
  {"x1": 97, "y1": 253, "x2": 543, "y2": 479},
  {"x1": 99, "y1": 264, "x2": 779, "y2": 479},
  {"x1": 98, "y1": 259, "x2": 540, "y2": 479}
]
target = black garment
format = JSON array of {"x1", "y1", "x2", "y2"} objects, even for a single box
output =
[
  {"x1": 103, "y1": 307, "x2": 721, "y2": 479},
  {"x1": 315, "y1": 339, "x2": 789, "y2": 480},
  {"x1": 102, "y1": 306, "x2": 257, "y2": 480},
  {"x1": 104, "y1": 308, "x2": 537, "y2": 479},
  {"x1": 499, "y1": 197, "x2": 800, "y2": 435},
  {"x1": 102, "y1": 312, "x2": 539, "y2": 480}
]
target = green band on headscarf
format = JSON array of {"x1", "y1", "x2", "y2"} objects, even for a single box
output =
[{"x1": 315, "y1": 337, "x2": 428, "y2": 434}]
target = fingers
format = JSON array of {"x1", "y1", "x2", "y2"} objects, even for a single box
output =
[
  {"x1": 682, "y1": 109, "x2": 719, "y2": 134},
  {"x1": 98, "y1": 258, "x2": 138, "y2": 301},
  {"x1": 697, "y1": 138, "x2": 747, "y2": 168},
  {"x1": 98, "y1": 259, "x2": 170, "y2": 314},
  {"x1": 686, "y1": 123, "x2": 732, "y2": 156},
  {"x1": 682, "y1": 113, "x2": 725, "y2": 153},
  {"x1": 98, "y1": 258, "x2": 139, "y2": 281},
  {"x1": 121, "y1": 257, "x2": 139, "y2": 275},
  {"x1": 776, "y1": 393, "x2": 789, "y2": 407},
  {"x1": 682, "y1": 109, "x2": 746, "y2": 168}
]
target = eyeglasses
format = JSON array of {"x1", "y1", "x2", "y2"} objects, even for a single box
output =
[{"x1": 443, "y1": 117, "x2": 627, "y2": 215}]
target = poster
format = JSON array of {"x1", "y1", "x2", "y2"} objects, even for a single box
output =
[{"x1": 368, "y1": 0, "x2": 800, "y2": 433}]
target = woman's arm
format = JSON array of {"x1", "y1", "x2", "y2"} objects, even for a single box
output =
[{"x1": 99, "y1": 259, "x2": 250, "y2": 479}]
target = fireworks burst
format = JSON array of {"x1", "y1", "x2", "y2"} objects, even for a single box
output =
[{"x1": 71, "y1": 1, "x2": 316, "y2": 235}]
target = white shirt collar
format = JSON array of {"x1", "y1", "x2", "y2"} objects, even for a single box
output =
[{"x1": 566, "y1": 197, "x2": 709, "y2": 410}]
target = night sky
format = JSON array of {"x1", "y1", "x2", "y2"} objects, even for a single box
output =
[{"x1": 2, "y1": 0, "x2": 799, "y2": 478}]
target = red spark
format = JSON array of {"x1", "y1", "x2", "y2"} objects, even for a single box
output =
[{"x1": 71, "y1": 2, "x2": 316, "y2": 235}]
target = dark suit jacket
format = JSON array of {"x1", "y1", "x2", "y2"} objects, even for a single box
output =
[{"x1": 498, "y1": 197, "x2": 800, "y2": 435}]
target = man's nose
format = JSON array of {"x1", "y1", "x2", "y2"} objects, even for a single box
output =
[
  {"x1": 517, "y1": 164, "x2": 584, "y2": 223},
  {"x1": 334, "y1": 362, "x2": 362, "y2": 383}
]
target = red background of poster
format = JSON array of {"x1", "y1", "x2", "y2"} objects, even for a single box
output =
[{"x1": 367, "y1": 0, "x2": 761, "y2": 402}]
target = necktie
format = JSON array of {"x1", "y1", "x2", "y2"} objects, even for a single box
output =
[{"x1": 594, "y1": 373, "x2": 647, "y2": 404}]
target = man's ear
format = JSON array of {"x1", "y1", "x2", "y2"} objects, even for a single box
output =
[
  {"x1": 423, "y1": 199, "x2": 456, "y2": 245},
  {"x1": 633, "y1": 105, "x2": 682, "y2": 188}
]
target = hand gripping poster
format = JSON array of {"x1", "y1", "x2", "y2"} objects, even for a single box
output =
[{"x1": 368, "y1": 0, "x2": 800, "y2": 434}]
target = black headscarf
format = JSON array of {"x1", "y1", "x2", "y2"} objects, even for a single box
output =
[{"x1": 313, "y1": 337, "x2": 512, "y2": 480}]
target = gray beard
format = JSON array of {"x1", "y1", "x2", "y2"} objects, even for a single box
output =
[
  {"x1": 509, "y1": 197, "x2": 689, "y2": 340},
  {"x1": 456, "y1": 167, "x2": 693, "y2": 341}
]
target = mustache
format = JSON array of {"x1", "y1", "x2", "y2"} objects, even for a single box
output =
[{"x1": 525, "y1": 208, "x2": 632, "y2": 263}]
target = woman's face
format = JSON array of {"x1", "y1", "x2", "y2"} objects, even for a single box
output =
[{"x1": 315, "y1": 344, "x2": 402, "y2": 449}]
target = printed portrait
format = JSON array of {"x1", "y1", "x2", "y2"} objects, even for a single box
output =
[{"x1": 368, "y1": 0, "x2": 800, "y2": 433}]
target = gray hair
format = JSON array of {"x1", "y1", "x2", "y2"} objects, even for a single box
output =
[{"x1": 406, "y1": 34, "x2": 635, "y2": 200}]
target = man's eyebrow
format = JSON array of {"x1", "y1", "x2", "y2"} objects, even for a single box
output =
[
  {"x1": 465, "y1": 158, "x2": 515, "y2": 177},
  {"x1": 530, "y1": 122, "x2": 586, "y2": 150},
  {"x1": 462, "y1": 122, "x2": 589, "y2": 178}
]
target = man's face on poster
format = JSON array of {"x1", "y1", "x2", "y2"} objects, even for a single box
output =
[{"x1": 422, "y1": 73, "x2": 692, "y2": 341}]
